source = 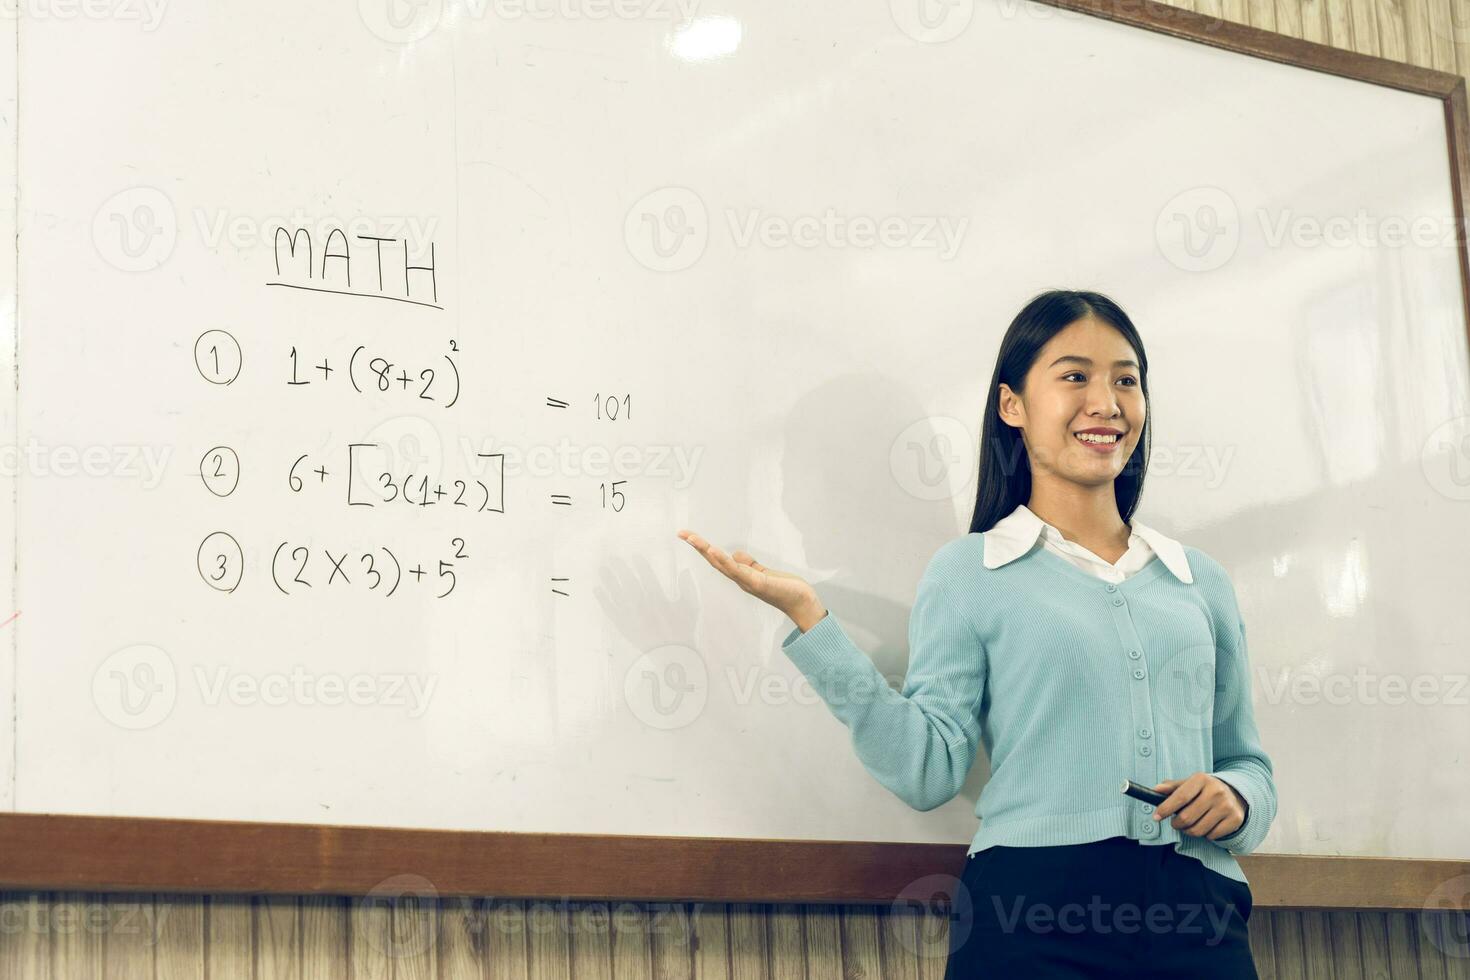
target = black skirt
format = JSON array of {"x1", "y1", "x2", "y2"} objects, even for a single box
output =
[{"x1": 943, "y1": 835, "x2": 1257, "y2": 979}]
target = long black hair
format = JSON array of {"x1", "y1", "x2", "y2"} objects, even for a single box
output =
[{"x1": 968, "y1": 289, "x2": 1152, "y2": 534}]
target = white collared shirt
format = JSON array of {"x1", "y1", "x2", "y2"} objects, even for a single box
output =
[{"x1": 981, "y1": 504, "x2": 1194, "y2": 584}]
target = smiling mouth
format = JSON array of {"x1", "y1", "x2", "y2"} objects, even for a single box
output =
[{"x1": 1074, "y1": 432, "x2": 1123, "y2": 452}]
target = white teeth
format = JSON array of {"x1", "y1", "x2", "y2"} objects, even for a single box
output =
[{"x1": 1076, "y1": 432, "x2": 1119, "y2": 444}]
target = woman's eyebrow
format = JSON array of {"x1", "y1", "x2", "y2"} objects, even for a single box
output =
[{"x1": 1048, "y1": 355, "x2": 1142, "y2": 370}]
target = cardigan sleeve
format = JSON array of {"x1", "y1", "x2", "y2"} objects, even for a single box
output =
[
  {"x1": 778, "y1": 564, "x2": 987, "y2": 812},
  {"x1": 1209, "y1": 605, "x2": 1278, "y2": 856}
]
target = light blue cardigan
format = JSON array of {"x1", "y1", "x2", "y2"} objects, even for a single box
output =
[{"x1": 780, "y1": 532, "x2": 1277, "y2": 885}]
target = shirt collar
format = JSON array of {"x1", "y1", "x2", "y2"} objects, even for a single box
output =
[{"x1": 982, "y1": 504, "x2": 1194, "y2": 584}]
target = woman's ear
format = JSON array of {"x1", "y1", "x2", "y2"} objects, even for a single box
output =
[{"x1": 996, "y1": 383, "x2": 1025, "y2": 430}]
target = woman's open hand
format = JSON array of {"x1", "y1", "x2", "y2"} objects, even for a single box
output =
[{"x1": 677, "y1": 529, "x2": 827, "y2": 631}]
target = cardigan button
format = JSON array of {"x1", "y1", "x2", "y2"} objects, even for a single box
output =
[
  {"x1": 1142, "y1": 804, "x2": 1154, "y2": 813},
  {"x1": 1139, "y1": 728, "x2": 1151, "y2": 738},
  {"x1": 1140, "y1": 821, "x2": 1158, "y2": 836},
  {"x1": 1111, "y1": 597, "x2": 1123, "y2": 606},
  {"x1": 1128, "y1": 650, "x2": 1141, "y2": 659},
  {"x1": 1139, "y1": 745, "x2": 1152, "y2": 756},
  {"x1": 1132, "y1": 669, "x2": 1145, "y2": 680},
  {"x1": 1105, "y1": 584, "x2": 1117, "y2": 592}
]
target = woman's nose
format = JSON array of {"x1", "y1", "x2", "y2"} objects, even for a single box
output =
[{"x1": 1086, "y1": 384, "x2": 1121, "y2": 416}]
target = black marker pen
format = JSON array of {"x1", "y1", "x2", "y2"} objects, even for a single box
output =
[{"x1": 1121, "y1": 778, "x2": 1169, "y2": 806}]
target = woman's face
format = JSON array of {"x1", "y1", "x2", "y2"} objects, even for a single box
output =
[{"x1": 998, "y1": 316, "x2": 1146, "y2": 489}]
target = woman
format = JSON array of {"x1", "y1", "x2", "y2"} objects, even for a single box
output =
[{"x1": 678, "y1": 289, "x2": 1276, "y2": 978}]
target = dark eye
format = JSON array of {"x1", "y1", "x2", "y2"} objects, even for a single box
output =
[{"x1": 1064, "y1": 371, "x2": 1139, "y2": 387}]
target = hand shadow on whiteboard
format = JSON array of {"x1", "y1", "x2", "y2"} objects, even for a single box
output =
[{"x1": 593, "y1": 554, "x2": 703, "y2": 654}]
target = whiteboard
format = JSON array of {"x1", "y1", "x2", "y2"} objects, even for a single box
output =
[{"x1": 5, "y1": 0, "x2": 1468, "y2": 866}]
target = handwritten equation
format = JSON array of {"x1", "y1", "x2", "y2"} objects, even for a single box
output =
[
  {"x1": 284, "y1": 445, "x2": 505, "y2": 511},
  {"x1": 195, "y1": 532, "x2": 470, "y2": 598},
  {"x1": 286, "y1": 343, "x2": 462, "y2": 408}
]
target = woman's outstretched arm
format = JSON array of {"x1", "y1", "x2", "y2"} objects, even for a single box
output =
[{"x1": 679, "y1": 529, "x2": 986, "y2": 812}]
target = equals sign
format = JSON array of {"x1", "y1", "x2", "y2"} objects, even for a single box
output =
[
  {"x1": 546, "y1": 396, "x2": 569, "y2": 409},
  {"x1": 550, "y1": 493, "x2": 571, "y2": 506},
  {"x1": 551, "y1": 577, "x2": 569, "y2": 597}
]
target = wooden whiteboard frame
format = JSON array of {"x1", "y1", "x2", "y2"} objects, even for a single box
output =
[
  {"x1": 4, "y1": 0, "x2": 1470, "y2": 909},
  {"x1": 1, "y1": 812, "x2": 1469, "y2": 910}
]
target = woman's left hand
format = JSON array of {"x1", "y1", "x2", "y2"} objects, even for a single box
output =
[{"x1": 1151, "y1": 773, "x2": 1248, "y2": 840}]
